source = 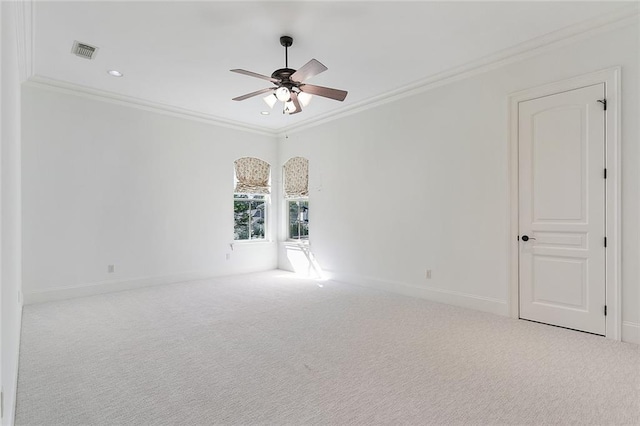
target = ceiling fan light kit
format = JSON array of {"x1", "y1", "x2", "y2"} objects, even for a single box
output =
[
  {"x1": 231, "y1": 36, "x2": 348, "y2": 115},
  {"x1": 275, "y1": 86, "x2": 291, "y2": 102}
]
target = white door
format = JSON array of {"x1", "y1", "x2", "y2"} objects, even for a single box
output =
[{"x1": 518, "y1": 83, "x2": 606, "y2": 335}]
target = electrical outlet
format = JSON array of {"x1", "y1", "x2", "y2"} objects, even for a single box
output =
[
  {"x1": 225, "y1": 253, "x2": 231, "y2": 261},
  {"x1": 425, "y1": 269, "x2": 432, "y2": 279},
  {"x1": 108, "y1": 264, "x2": 115, "y2": 273}
]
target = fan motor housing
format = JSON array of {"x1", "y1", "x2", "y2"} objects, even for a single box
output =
[{"x1": 271, "y1": 68, "x2": 297, "y2": 84}]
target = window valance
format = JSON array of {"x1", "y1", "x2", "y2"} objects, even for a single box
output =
[
  {"x1": 283, "y1": 157, "x2": 309, "y2": 198},
  {"x1": 234, "y1": 157, "x2": 271, "y2": 194}
]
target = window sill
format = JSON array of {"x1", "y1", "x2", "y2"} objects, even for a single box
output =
[
  {"x1": 231, "y1": 240, "x2": 275, "y2": 248},
  {"x1": 281, "y1": 240, "x2": 310, "y2": 248}
]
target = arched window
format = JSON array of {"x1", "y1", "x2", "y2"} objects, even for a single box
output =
[
  {"x1": 283, "y1": 157, "x2": 309, "y2": 240},
  {"x1": 233, "y1": 157, "x2": 270, "y2": 241}
]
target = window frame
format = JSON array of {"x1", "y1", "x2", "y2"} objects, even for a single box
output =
[
  {"x1": 286, "y1": 197, "x2": 309, "y2": 241},
  {"x1": 233, "y1": 193, "x2": 269, "y2": 242}
]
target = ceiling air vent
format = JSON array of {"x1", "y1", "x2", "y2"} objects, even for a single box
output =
[{"x1": 71, "y1": 41, "x2": 98, "y2": 60}]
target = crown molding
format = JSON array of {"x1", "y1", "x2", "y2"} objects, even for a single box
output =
[
  {"x1": 278, "y1": 4, "x2": 639, "y2": 137},
  {"x1": 25, "y1": 75, "x2": 277, "y2": 137},
  {"x1": 13, "y1": 0, "x2": 34, "y2": 82}
]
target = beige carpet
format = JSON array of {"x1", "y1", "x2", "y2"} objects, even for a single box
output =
[{"x1": 16, "y1": 271, "x2": 640, "y2": 425}]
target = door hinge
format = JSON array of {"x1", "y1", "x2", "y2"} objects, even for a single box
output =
[
  {"x1": 597, "y1": 99, "x2": 607, "y2": 110},
  {"x1": 604, "y1": 305, "x2": 607, "y2": 316},
  {"x1": 604, "y1": 168, "x2": 607, "y2": 179},
  {"x1": 604, "y1": 237, "x2": 607, "y2": 247}
]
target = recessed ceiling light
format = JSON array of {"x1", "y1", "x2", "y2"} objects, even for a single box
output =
[
  {"x1": 260, "y1": 111, "x2": 270, "y2": 115},
  {"x1": 107, "y1": 70, "x2": 123, "y2": 77}
]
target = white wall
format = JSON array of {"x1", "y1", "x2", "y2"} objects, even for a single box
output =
[
  {"x1": 279, "y1": 22, "x2": 639, "y2": 341},
  {"x1": 1, "y1": 2, "x2": 24, "y2": 424},
  {"x1": 21, "y1": 86, "x2": 279, "y2": 302}
]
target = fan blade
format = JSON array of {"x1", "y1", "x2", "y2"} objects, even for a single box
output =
[
  {"x1": 289, "y1": 91, "x2": 302, "y2": 115},
  {"x1": 230, "y1": 69, "x2": 279, "y2": 83},
  {"x1": 290, "y1": 59, "x2": 327, "y2": 83},
  {"x1": 299, "y1": 84, "x2": 348, "y2": 101},
  {"x1": 232, "y1": 87, "x2": 275, "y2": 101}
]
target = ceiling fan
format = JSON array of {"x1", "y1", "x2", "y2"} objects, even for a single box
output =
[{"x1": 231, "y1": 36, "x2": 348, "y2": 115}]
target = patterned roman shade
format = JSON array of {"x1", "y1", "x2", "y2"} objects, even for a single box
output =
[
  {"x1": 234, "y1": 157, "x2": 271, "y2": 194},
  {"x1": 283, "y1": 157, "x2": 309, "y2": 198}
]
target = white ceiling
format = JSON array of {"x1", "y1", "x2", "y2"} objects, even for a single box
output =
[{"x1": 33, "y1": 1, "x2": 633, "y2": 132}]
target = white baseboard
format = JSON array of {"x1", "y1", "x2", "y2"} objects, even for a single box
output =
[
  {"x1": 23, "y1": 267, "x2": 275, "y2": 305},
  {"x1": 621, "y1": 321, "x2": 640, "y2": 344},
  {"x1": 332, "y1": 272, "x2": 509, "y2": 316}
]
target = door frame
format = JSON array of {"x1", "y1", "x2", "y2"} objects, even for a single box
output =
[{"x1": 508, "y1": 68, "x2": 621, "y2": 340}]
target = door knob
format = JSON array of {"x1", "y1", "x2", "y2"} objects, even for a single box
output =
[{"x1": 521, "y1": 235, "x2": 536, "y2": 242}]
